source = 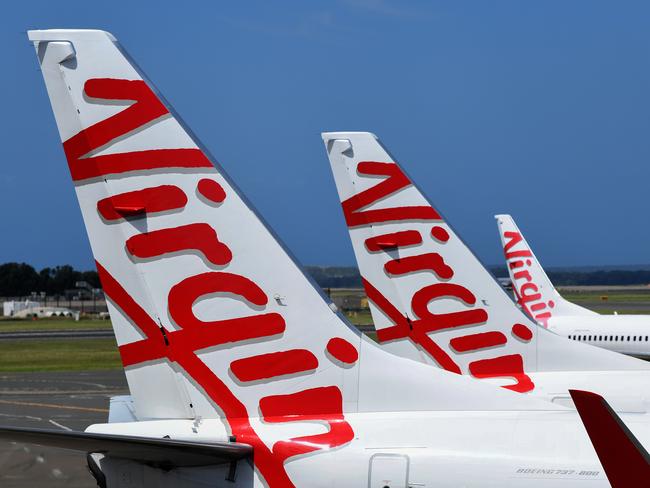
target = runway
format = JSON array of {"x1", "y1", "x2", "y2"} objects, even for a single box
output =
[
  {"x1": 0, "y1": 330, "x2": 114, "y2": 340},
  {"x1": 0, "y1": 370, "x2": 127, "y2": 487}
]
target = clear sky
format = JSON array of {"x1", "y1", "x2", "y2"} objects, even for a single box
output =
[{"x1": 1, "y1": 1, "x2": 650, "y2": 270}]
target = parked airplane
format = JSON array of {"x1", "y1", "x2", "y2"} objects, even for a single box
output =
[
  {"x1": 322, "y1": 132, "x2": 650, "y2": 408},
  {"x1": 496, "y1": 214, "x2": 650, "y2": 359},
  {"x1": 2, "y1": 28, "x2": 644, "y2": 487}
]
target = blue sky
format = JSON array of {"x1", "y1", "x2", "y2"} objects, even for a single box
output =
[{"x1": 1, "y1": 1, "x2": 650, "y2": 270}]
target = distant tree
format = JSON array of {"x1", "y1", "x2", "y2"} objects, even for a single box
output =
[
  {"x1": 49, "y1": 265, "x2": 78, "y2": 294},
  {"x1": 305, "y1": 266, "x2": 362, "y2": 288},
  {"x1": 39, "y1": 267, "x2": 53, "y2": 293},
  {"x1": 1, "y1": 262, "x2": 650, "y2": 297},
  {"x1": 80, "y1": 270, "x2": 100, "y2": 289},
  {"x1": 0, "y1": 262, "x2": 41, "y2": 296},
  {"x1": 0, "y1": 263, "x2": 102, "y2": 297}
]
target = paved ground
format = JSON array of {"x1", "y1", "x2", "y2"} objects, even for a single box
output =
[
  {"x1": 587, "y1": 302, "x2": 650, "y2": 312},
  {"x1": 0, "y1": 370, "x2": 128, "y2": 487},
  {"x1": 0, "y1": 330, "x2": 114, "y2": 340}
]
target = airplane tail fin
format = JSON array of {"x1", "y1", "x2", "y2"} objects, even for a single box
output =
[
  {"x1": 495, "y1": 214, "x2": 597, "y2": 325},
  {"x1": 28, "y1": 28, "x2": 381, "y2": 425},
  {"x1": 570, "y1": 390, "x2": 650, "y2": 486},
  {"x1": 322, "y1": 132, "x2": 648, "y2": 394},
  {"x1": 28, "y1": 31, "x2": 561, "y2": 482}
]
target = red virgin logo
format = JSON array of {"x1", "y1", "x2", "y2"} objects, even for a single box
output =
[
  {"x1": 345, "y1": 161, "x2": 534, "y2": 393},
  {"x1": 501, "y1": 231, "x2": 555, "y2": 328},
  {"x1": 66, "y1": 78, "x2": 356, "y2": 488}
]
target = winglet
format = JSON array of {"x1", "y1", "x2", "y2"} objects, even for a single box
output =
[{"x1": 569, "y1": 389, "x2": 650, "y2": 486}]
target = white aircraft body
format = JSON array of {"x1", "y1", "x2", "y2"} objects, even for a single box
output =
[
  {"x1": 322, "y1": 132, "x2": 650, "y2": 409},
  {"x1": 4, "y1": 28, "x2": 648, "y2": 487},
  {"x1": 496, "y1": 214, "x2": 650, "y2": 359}
]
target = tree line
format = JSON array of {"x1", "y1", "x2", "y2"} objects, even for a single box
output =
[
  {"x1": 308, "y1": 266, "x2": 650, "y2": 288},
  {"x1": 1, "y1": 263, "x2": 650, "y2": 297},
  {"x1": 0, "y1": 263, "x2": 100, "y2": 297}
]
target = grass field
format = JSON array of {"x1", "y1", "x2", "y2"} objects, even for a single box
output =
[
  {"x1": 562, "y1": 292, "x2": 650, "y2": 302},
  {"x1": 344, "y1": 310, "x2": 374, "y2": 326},
  {"x1": 0, "y1": 318, "x2": 111, "y2": 333},
  {"x1": 0, "y1": 338, "x2": 121, "y2": 372},
  {"x1": 559, "y1": 290, "x2": 650, "y2": 314}
]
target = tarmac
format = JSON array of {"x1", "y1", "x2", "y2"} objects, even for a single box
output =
[
  {"x1": 0, "y1": 370, "x2": 128, "y2": 488},
  {"x1": 0, "y1": 330, "x2": 114, "y2": 340}
]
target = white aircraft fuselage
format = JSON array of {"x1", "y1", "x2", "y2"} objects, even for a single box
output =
[
  {"x1": 549, "y1": 314, "x2": 650, "y2": 359},
  {"x1": 496, "y1": 214, "x2": 650, "y2": 360},
  {"x1": 88, "y1": 410, "x2": 642, "y2": 487}
]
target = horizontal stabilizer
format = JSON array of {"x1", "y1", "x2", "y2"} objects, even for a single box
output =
[
  {"x1": 569, "y1": 390, "x2": 650, "y2": 486},
  {"x1": 0, "y1": 426, "x2": 251, "y2": 468}
]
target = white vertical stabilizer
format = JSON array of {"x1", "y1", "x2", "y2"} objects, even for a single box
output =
[
  {"x1": 322, "y1": 131, "x2": 648, "y2": 396},
  {"x1": 495, "y1": 214, "x2": 597, "y2": 325}
]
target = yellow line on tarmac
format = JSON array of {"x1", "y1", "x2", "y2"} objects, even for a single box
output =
[{"x1": 0, "y1": 399, "x2": 108, "y2": 413}]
